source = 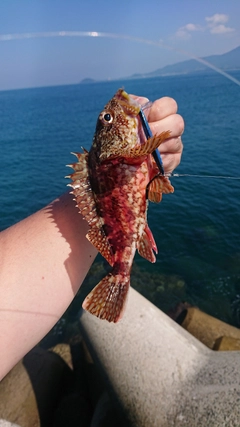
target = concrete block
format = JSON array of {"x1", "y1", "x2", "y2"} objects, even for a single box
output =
[
  {"x1": 181, "y1": 307, "x2": 240, "y2": 349},
  {"x1": 79, "y1": 287, "x2": 240, "y2": 427},
  {"x1": 214, "y1": 336, "x2": 240, "y2": 351}
]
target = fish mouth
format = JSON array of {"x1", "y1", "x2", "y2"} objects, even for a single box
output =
[{"x1": 115, "y1": 89, "x2": 141, "y2": 116}]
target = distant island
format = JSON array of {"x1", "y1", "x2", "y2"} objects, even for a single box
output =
[
  {"x1": 80, "y1": 78, "x2": 96, "y2": 84},
  {"x1": 79, "y1": 46, "x2": 240, "y2": 84},
  {"x1": 127, "y1": 45, "x2": 240, "y2": 79}
]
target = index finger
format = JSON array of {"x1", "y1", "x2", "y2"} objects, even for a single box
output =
[
  {"x1": 148, "y1": 97, "x2": 178, "y2": 122},
  {"x1": 129, "y1": 94, "x2": 149, "y2": 107}
]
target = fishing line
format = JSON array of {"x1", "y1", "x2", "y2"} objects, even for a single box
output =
[
  {"x1": 1, "y1": 30, "x2": 240, "y2": 87},
  {"x1": 142, "y1": 104, "x2": 240, "y2": 181},
  {"x1": 167, "y1": 173, "x2": 240, "y2": 180}
]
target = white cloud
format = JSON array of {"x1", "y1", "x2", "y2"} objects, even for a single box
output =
[
  {"x1": 210, "y1": 24, "x2": 235, "y2": 34},
  {"x1": 205, "y1": 14, "x2": 235, "y2": 34},
  {"x1": 176, "y1": 23, "x2": 203, "y2": 39},
  {"x1": 205, "y1": 13, "x2": 229, "y2": 25},
  {"x1": 184, "y1": 23, "x2": 202, "y2": 32},
  {"x1": 175, "y1": 29, "x2": 191, "y2": 40},
  {"x1": 174, "y1": 13, "x2": 235, "y2": 41}
]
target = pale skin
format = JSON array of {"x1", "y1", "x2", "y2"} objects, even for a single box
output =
[{"x1": 0, "y1": 96, "x2": 184, "y2": 380}]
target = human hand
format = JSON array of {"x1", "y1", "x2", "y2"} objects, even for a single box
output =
[{"x1": 133, "y1": 96, "x2": 184, "y2": 174}]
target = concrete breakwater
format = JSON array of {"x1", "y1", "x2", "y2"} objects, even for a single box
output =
[
  {"x1": 1, "y1": 288, "x2": 240, "y2": 426},
  {"x1": 79, "y1": 288, "x2": 240, "y2": 426}
]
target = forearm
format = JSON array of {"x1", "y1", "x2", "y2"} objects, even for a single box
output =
[{"x1": 0, "y1": 192, "x2": 97, "y2": 379}]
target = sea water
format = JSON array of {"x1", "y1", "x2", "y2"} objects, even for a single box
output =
[{"x1": 1, "y1": 71, "x2": 240, "y2": 329}]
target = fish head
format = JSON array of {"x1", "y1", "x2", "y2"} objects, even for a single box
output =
[{"x1": 91, "y1": 89, "x2": 142, "y2": 161}]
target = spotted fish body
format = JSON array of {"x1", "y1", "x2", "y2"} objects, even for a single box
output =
[{"x1": 68, "y1": 89, "x2": 174, "y2": 322}]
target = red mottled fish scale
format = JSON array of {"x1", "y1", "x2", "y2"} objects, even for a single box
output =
[{"x1": 68, "y1": 89, "x2": 174, "y2": 322}]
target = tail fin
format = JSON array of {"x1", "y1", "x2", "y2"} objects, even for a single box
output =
[{"x1": 82, "y1": 273, "x2": 130, "y2": 323}]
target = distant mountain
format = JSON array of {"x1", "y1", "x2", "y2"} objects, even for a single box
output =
[{"x1": 130, "y1": 46, "x2": 240, "y2": 78}]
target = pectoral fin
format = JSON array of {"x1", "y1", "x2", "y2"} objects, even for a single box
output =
[
  {"x1": 127, "y1": 131, "x2": 171, "y2": 157},
  {"x1": 147, "y1": 175, "x2": 174, "y2": 203}
]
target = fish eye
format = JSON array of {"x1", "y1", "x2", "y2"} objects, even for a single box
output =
[
  {"x1": 100, "y1": 111, "x2": 114, "y2": 124},
  {"x1": 104, "y1": 113, "x2": 112, "y2": 122}
]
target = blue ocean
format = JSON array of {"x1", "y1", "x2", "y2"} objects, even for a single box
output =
[{"x1": 1, "y1": 71, "x2": 240, "y2": 330}]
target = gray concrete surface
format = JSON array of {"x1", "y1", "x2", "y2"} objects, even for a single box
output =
[
  {"x1": 0, "y1": 421, "x2": 21, "y2": 427},
  {"x1": 79, "y1": 287, "x2": 240, "y2": 427}
]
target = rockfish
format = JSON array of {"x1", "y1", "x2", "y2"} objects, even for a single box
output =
[{"x1": 68, "y1": 89, "x2": 174, "y2": 322}]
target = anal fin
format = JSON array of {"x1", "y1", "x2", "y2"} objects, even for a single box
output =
[{"x1": 137, "y1": 225, "x2": 157, "y2": 263}]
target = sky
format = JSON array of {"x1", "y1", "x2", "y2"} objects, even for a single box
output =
[{"x1": 0, "y1": 0, "x2": 239, "y2": 90}]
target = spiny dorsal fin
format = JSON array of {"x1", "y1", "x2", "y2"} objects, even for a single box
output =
[{"x1": 67, "y1": 152, "x2": 113, "y2": 265}]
